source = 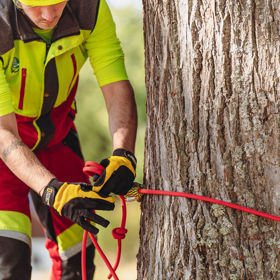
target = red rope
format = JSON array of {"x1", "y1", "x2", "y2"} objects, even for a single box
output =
[
  {"x1": 89, "y1": 232, "x2": 119, "y2": 280},
  {"x1": 82, "y1": 162, "x2": 280, "y2": 280},
  {"x1": 138, "y1": 189, "x2": 280, "y2": 222},
  {"x1": 81, "y1": 231, "x2": 88, "y2": 280},
  {"x1": 82, "y1": 162, "x2": 128, "y2": 280},
  {"x1": 81, "y1": 218, "x2": 122, "y2": 280},
  {"x1": 108, "y1": 195, "x2": 127, "y2": 279}
]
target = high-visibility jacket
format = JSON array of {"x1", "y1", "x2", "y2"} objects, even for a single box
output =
[{"x1": 0, "y1": 0, "x2": 128, "y2": 150}]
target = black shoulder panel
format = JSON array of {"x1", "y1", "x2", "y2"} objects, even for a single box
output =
[
  {"x1": 68, "y1": 0, "x2": 100, "y2": 31},
  {"x1": 0, "y1": 0, "x2": 100, "y2": 55},
  {"x1": 0, "y1": 0, "x2": 15, "y2": 55}
]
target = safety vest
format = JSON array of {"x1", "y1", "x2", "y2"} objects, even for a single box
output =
[{"x1": 0, "y1": 0, "x2": 128, "y2": 150}]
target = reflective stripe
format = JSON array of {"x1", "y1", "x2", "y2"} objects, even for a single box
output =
[
  {"x1": 56, "y1": 223, "x2": 85, "y2": 257},
  {"x1": 59, "y1": 237, "x2": 92, "y2": 261},
  {"x1": 0, "y1": 229, "x2": 31, "y2": 247},
  {"x1": 0, "y1": 211, "x2": 31, "y2": 238}
]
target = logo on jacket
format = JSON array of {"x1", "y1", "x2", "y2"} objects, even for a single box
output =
[{"x1": 11, "y1": 57, "x2": 20, "y2": 73}]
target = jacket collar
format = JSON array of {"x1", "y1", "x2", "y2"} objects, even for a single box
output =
[{"x1": 15, "y1": 3, "x2": 80, "y2": 43}]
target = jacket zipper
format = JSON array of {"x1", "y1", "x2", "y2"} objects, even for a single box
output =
[{"x1": 45, "y1": 43, "x2": 51, "y2": 64}]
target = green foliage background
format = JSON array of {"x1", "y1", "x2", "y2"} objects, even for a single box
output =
[
  {"x1": 76, "y1": 7, "x2": 145, "y2": 183},
  {"x1": 75, "y1": 6, "x2": 145, "y2": 278}
]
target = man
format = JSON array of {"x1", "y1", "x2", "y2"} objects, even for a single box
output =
[{"x1": 0, "y1": 0, "x2": 138, "y2": 278}]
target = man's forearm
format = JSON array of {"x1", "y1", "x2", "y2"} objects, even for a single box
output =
[
  {"x1": 109, "y1": 102, "x2": 137, "y2": 153},
  {"x1": 0, "y1": 130, "x2": 54, "y2": 195},
  {"x1": 101, "y1": 80, "x2": 138, "y2": 153}
]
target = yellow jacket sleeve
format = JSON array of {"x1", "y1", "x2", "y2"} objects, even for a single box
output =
[
  {"x1": 84, "y1": 0, "x2": 128, "y2": 87},
  {"x1": 0, "y1": 59, "x2": 14, "y2": 117}
]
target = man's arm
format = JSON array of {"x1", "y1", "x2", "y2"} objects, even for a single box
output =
[
  {"x1": 91, "y1": 80, "x2": 138, "y2": 195},
  {"x1": 101, "y1": 80, "x2": 138, "y2": 153},
  {"x1": 0, "y1": 113, "x2": 54, "y2": 195},
  {"x1": 0, "y1": 113, "x2": 115, "y2": 234}
]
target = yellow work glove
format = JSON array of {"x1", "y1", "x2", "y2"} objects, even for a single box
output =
[
  {"x1": 93, "y1": 149, "x2": 136, "y2": 195},
  {"x1": 41, "y1": 179, "x2": 115, "y2": 234}
]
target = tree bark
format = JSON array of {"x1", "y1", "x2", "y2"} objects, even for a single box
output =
[{"x1": 138, "y1": 1, "x2": 280, "y2": 279}]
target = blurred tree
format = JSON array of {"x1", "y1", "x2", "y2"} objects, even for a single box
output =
[{"x1": 138, "y1": 1, "x2": 280, "y2": 279}]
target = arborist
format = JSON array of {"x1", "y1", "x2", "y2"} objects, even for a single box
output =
[{"x1": 0, "y1": 0, "x2": 137, "y2": 279}]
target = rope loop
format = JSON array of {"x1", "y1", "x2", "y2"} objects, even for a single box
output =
[{"x1": 112, "y1": 227, "x2": 128, "y2": 240}]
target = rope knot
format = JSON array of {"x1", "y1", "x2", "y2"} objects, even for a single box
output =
[{"x1": 112, "y1": 228, "x2": 128, "y2": 240}]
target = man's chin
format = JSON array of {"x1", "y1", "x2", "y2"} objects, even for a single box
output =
[{"x1": 36, "y1": 21, "x2": 57, "y2": 30}]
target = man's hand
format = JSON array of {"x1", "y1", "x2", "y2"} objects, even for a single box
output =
[
  {"x1": 93, "y1": 149, "x2": 136, "y2": 196},
  {"x1": 41, "y1": 179, "x2": 115, "y2": 234}
]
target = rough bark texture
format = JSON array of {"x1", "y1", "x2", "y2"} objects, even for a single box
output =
[{"x1": 138, "y1": 1, "x2": 280, "y2": 279}]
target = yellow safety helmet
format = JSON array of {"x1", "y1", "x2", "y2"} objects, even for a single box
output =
[{"x1": 18, "y1": 0, "x2": 66, "y2": 6}]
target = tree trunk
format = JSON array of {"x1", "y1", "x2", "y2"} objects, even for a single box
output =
[{"x1": 138, "y1": 1, "x2": 280, "y2": 279}]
